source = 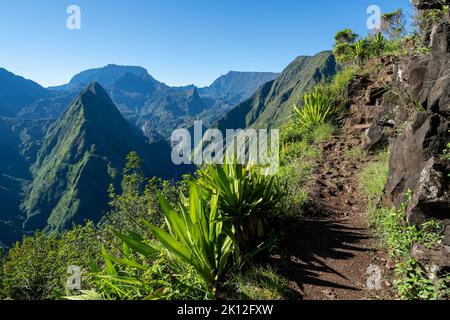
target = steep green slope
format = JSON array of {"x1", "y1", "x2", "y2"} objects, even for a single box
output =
[
  {"x1": 0, "y1": 68, "x2": 52, "y2": 117},
  {"x1": 0, "y1": 117, "x2": 53, "y2": 246},
  {"x1": 215, "y1": 51, "x2": 337, "y2": 131},
  {"x1": 198, "y1": 71, "x2": 279, "y2": 106},
  {"x1": 23, "y1": 82, "x2": 179, "y2": 233}
]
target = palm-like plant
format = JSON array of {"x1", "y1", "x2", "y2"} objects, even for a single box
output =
[
  {"x1": 353, "y1": 39, "x2": 367, "y2": 64},
  {"x1": 195, "y1": 162, "x2": 282, "y2": 254},
  {"x1": 293, "y1": 85, "x2": 340, "y2": 127},
  {"x1": 371, "y1": 33, "x2": 386, "y2": 56}
]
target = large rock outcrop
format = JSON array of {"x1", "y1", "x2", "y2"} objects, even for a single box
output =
[
  {"x1": 383, "y1": 7, "x2": 450, "y2": 245},
  {"x1": 384, "y1": 112, "x2": 449, "y2": 225}
]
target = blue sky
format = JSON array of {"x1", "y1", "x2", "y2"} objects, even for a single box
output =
[{"x1": 0, "y1": 0, "x2": 413, "y2": 87}]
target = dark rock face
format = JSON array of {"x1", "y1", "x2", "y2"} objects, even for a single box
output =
[
  {"x1": 364, "y1": 106, "x2": 395, "y2": 151},
  {"x1": 408, "y1": 15, "x2": 450, "y2": 117},
  {"x1": 383, "y1": 11, "x2": 450, "y2": 237},
  {"x1": 384, "y1": 112, "x2": 449, "y2": 225},
  {"x1": 411, "y1": 243, "x2": 450, "y2": 284},
  {"x1": 445, "y1": 226, "x2": 450, "y2": 245}
]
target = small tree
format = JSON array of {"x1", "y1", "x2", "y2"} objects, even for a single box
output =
[
  {"x1": 333, "y1": 29, "x2": 359, "y2": 63},
  {"x1": 381, "y1": 9, "x2": 406, "y2": 39},
  {"x1": 106, "y1": 151, "x2": 184, "y2": 236},
  {"x1": 334, "y1": 29, "x2": 358, "y2": 44},
  {"x1": 107, "y1": 152, "x2": 162, "y2": 236}
]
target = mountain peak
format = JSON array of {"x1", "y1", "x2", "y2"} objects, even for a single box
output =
[
  {"x1": 69, "y1": 82, "x2": 122, "y2": 123},
  {"x1": 25, "y1": 81, "x2": 179, "y2": 232},
  {"x1": 0, "y1": 67, "x2": 51, "y2": 117},
  {"x1": 50, "y1": 65, "x2": 150, "y2": 92},
  {"x1": 83, "y1": 81, "x2": 109, "y2": 98}
]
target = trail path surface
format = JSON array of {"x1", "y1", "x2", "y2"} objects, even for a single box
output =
[{"x1": 271, "y1": 127, "x2": 395, "y2": 300}]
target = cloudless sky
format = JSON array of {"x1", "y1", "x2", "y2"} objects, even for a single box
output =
[{"x1": 0, "y1": 0, "x2": 413, "y2": 87}]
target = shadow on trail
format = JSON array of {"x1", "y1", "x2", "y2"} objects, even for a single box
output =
[{"x1": 269, "y1": 216, "x2": 372, "y2": 299}]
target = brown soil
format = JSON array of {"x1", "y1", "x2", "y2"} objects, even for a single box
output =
[{"x1": 270, "y1": 126, "x2": 396, "y2": 300}]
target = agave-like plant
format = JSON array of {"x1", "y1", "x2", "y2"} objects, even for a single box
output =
[
  {"x1": 72, "y1": 184, "x2": 237, "y2": 299},
  {"x1": 293, "y1": 85, "x2": 340, "y2": 127},
  {"x1": 147, "y1": 183, "x2": 237, "y2": 295},
  {"x1": 195, "y1": 162, "x2": 282, "y2": 254},
  {"x1": 353, "y1": 39, "x2": 367, "y2": 64},
  {"x1": 371, "y1": 33, "x2": 386, "y2": 56}
]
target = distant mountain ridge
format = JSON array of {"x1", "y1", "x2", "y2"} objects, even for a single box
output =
[
  {"x1": 214, "y1": 51, "x2": 337, "y2": 131},
  {"x1": 13, "y1": 65, "x2": 278, "y2": 141},
  {"x1": 48, "y1": 65, "x2": 149, "y2": 92},
  {"x1": 23, "y1": 82, "x2": 180, "y2": 233}
]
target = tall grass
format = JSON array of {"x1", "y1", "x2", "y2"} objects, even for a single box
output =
[{"x1": 228, "y1": 266, "x2": 290, "y2": 300}]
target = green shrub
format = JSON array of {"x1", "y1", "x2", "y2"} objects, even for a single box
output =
[
  {"x1": 278, "y1": 123, "x2": 334, "y2": 218},
  {"x1": 1, "y1": 223, "x2": 103, "y2": 300},
  {"x1": 352, "y1": 39, "x2": 368, "y2": 64},
  {"x1": 344, "y1": 147, "x2": 367, "y2": 163},
  {"x1": 88, "y1": 236, "x2": 210, "y2": 300},
  {"x1": 105, "y1": 152, "x2": 188, "y2": 237},
  {"x1": 369, "y1": 33, "x2": 387, "y2": 56},
  {"x1": 281, "y1": 122, "x2": 334, "y2": 147},
  {"x1": 312, "y1": 123, "x2": 335, "y2": 143},
  {"x1": 444, "y1": 142, "x2": 450, "y2": 178},
  {"x1": 333, "y1": 29, "x2": 358, "y2": 63},
  {"x1": 381, "y1": 9, "x2": 406, "y2": 40},
  {"x1": 395, "y1": 258, "x2": 439, "y2": 300},
  {"x1": 281, "y1": 139, "x2": 320, "y2": 166},
  {"x1": 83, "y1": 183, "x2": 236, "y2": 300},
  {"x1": 367, "y1": 190, "x2": 446, "y2": 300},
  {"x1": 329, "y1": 66, "x2": 359, "y2": 100},
  {"x1": 418, "y1": 5, "x2": 449, "y2": 26},
  {"x1": 443, "y1": 142, "x2": 450, "y2": 162},
  {"x1": 277, "y1": 161, "x2": 311, "y2": 217}
]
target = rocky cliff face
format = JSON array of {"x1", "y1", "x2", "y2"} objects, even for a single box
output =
[
  {"x1": 384, "y1": 4, "x2": 450, "y2": 233},
  {"x1": 344, "y1": 0, "x2": 450, "y2": 274}
]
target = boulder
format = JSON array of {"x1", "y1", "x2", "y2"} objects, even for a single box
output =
[
  {"x1": 445, "y1": 226, "x2": 450, "y2": 245},
  {"x1": 363, "y1": 101, "x2": 411, "y2": 151},
  {"x1": 364, "y1": 106, "x2": 395, "y2": 151},
  {"x1": 408, "y1": 157, "x2": 450, "y2": 225},
  {"x1": 411, "y1": 243, "x2": 450, "y2": 285},
  {"x1": 383, "y1": 11, "x2": 450, "y2": 228}
]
